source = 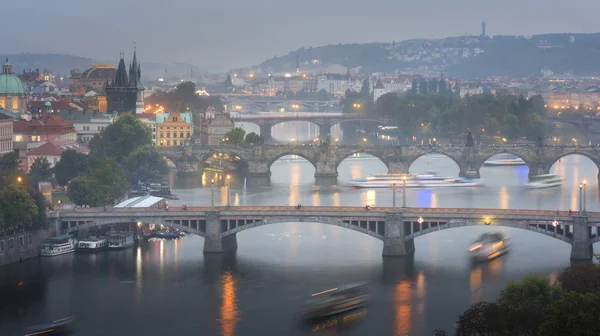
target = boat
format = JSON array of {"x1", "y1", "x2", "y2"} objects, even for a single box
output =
[
  {"x1": 24, "y1": 315, "x2": 76, "y2": 335},
  {"x1": 76, "y1": 236, "x2": 107, "y2": 252},
  {"x1": 40, "y1": 235, "x2": 77, "y2": 257},
  {"x1": 483, "y1": 154, "x2": 526, "y2": 166},
  {"x1": 469, "y1": 232, "x2": 510, "y2": 262},
  {"x1": 300, "y1": 284, "x2": 371, "y2": 319},
  {"x1": 107, "y1": 231, "x2": 135, "y2": 250},
  {"x1": 349, "y1": 171, "x2": 482, "y2": 188},
  {"x1": 525, "y1": 174, "x2": 562, "y2": 189},
  {"x1": 153, "y1": 231, "x2": 179, "y2": 239}
]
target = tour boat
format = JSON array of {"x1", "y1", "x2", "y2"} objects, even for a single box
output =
[
  {"x1": 76, "y1": 236, "x2": 108, "y2": 252},
  {"x1": 483, "y1": 154, "x2": 526, "y2": 166},
  {"x1": 349, "y1": 172, "x2": 482, "y2": 188},
  {"x1": 525, "y1": 174, "x2": 562, "y2": 189},
  {"x1": 152, "y1": 231, "x2": 179, "y2": 239},
  {"x1": 107, "y1": 231, "x2": 135, "y2": 250},
  {"x1": 24, "y1": 315, "x2": 76, "y2": 336},
  {"x1": 469, "y1": 232, "x2": 510, "y2": 262},
  {"x1": 40, "y1": 235, "x2": 77, "y2": 257},
  {"x1": 300, "y1": 284, "x2": 371, "y2": 319}
]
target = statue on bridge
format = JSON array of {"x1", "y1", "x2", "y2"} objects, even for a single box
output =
[
  {"x1": 537, "y1": 136, "x2": 543, "y2": 147},
  {"x1": 466, "y1": 130, "x2": 474, "y2": 147}
]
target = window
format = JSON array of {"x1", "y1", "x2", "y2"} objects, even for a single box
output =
[
  {"x1": 173, "y1": 117, "x2": 178, "y2": 122},
  {"x1": 0, "y1": 99, "x2": 4, "y2": 109},
  {"x1": 180, "y1": 132, "x2": 184, "y2": 138},
  {"x1": 19, "y1": 236, "x2": 24, "y2": 247},
  {"x1": 8, "y1": 238, "x2": 14, "y2": 249},
  {"x1": 0, "y1": 240, "x2": 4, "y2": 252},
  {"x1": 166, "y1": 132, "x2": 170, "y2": 138},
  {"x1": 173, "y1": 133, "x2": 177, "y2": 138}
]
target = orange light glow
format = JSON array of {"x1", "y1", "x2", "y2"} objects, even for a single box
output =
[
  {"x1": 394, "y1": 280, "x2": 412, "y2": 336},
  {"x1": 221, "y1": 271, "x2": 238, "y2": 336}
]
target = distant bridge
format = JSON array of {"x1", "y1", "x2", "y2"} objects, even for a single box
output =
[{"x1": 49, "y1": 206, "x2": 600, "y2": 260}]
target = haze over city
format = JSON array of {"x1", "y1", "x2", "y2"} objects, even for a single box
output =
[{"x1": 2, "y1": 0, "x2": 599, "y2": 68}]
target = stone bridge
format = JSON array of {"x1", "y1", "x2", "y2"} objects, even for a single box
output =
[
  {"x1": 48, "y1": 206, "x2": 600, "y2": 260},
  {"x1": 159, "y1": 144, "x2": 600, "y2": 181},
  {"x1": 232, "y1": 113, "x2": 393, "y2": 143}
]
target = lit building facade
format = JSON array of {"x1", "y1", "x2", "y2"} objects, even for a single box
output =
[{"x1": 157, "y1": 112, "x2": 193, "y2": 147}]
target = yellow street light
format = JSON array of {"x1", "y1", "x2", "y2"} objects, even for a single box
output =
[
  {"x1": 483, "y1": 217, "x2": 492, "y2": 225},
  {"x1": 362, "y1": 138, "x2": 367, "y2": 142},
  {"x1": 417, "y1": 217, "x2": 424, "y2": 224},
  {"x1": 226, "y1": 175, "x2": 231, "y2": 181},
  {"x1": 17, "y1": 176, "x2": 22, "y2": 183}
]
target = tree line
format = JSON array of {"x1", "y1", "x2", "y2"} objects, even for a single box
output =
[
  {"x1": 434, "y1": 263, "x2": 600, "y2": 335},
  {"x1": 340, "y1": 80, "x2": 549, "y2": 141},
  {"x1": 222, "y1": 127, "x2": 264, "y2": 145}
]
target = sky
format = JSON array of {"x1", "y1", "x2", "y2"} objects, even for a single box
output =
[{"x1": 2, "y1": 0, "x2": 599, "y2": 69}]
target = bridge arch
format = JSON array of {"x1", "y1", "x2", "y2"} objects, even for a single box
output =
[
  {"x1": 549, "y1": 151, "x2": 600, "y2": 174},
  {"x1": 407, "y1": 220, "x2": 572, "y2": 244},
  {"x1": 267, "y1": 152, "x2": 317, "y2": 171},
  {"x1": 407, "y1": 150, "x2": 464, "y2": 176},
  {"x1": 335, "y1": 150, "x2": 392, "y2": 173},
  {"x1": 62, "y1": 217, "x2": 205, "y2": 237},
  {"x1": 221, "y1": 217, "x2": 384, "y2": 240}
]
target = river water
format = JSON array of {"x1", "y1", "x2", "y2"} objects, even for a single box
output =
[{"x1": 1, "y1": 154, "x2": 599, "y2": 336}]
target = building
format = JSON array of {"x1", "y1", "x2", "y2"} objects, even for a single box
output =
[
  {"x1": 13, "y1": 108, "x2": 77, "y2": 144},
  {"x1": 0, "y1": 113, "x2": 13, "y2": 155},
  {"x1": 114, "y1": 195, "x2": 166, "y2": 208},
  {"x1": 105, "y1": 51, "x2": 144, "y2": 115},
  {"x1": 135, "y1": 113, "x2": 158, "y2": 146},
  {"x1": 57, "y1": 109, "x2": 114, "y2": 143},
  {"x1": 26, "y1": 141, "x2": 88, "y2": 170},
  {"x1": 157, "y1": 112, "x2": 193, "y2": 147},
  {"x1": 200, "y1": 110, "x2": 234, "y2": 145},
  {"x1": 0, "y1": 59, "x2": 28, "y2": 114},
  {"x1": 69, "y1": 64, "x2": 116, "y2": 96}
]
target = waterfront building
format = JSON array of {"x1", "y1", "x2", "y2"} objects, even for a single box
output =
[
  {"x1": 0, "y1": 59, "x2": 28, "y2": 114},
  {"x1": 156, "y1": 111, "x2": 193, "y2": 147},
  {"x1": 12, "y1": 105, "x2": 77, "y2": 144},
  {"x1": 0, "y1": 113, "x2": 13, "y2": 155},
  {"x1": 200, "y1": 108, "x2": 234, "y2": 145}
]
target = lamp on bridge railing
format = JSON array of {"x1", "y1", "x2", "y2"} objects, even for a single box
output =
[
  {"x1": 483, "y1": 217, "x2": 492, "y2": 225},
  {"x1": 417, "y1": 217, "x2": 424, "y2": 224},
  {"x1": 211, "y1": 179, "x2": 215, "y2": 209},
  {"x1": 553, "y1": 220, "x2": 559, "y2": 227},
  {"x1": 226, "y1": 174, "x2": 231, "y2": 207},
  {"x1": 583, "y1": 180, "x2": 587, "y2": 213}
]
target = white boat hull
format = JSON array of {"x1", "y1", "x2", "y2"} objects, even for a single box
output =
[
  {"x1": 40, "y1": 248, "x2": 75, "y2": 257},
  {"x1": 483, "y1": 161, "x2": 526, "y2": 166},
  {"x1": 349, "y1": 181, "x2": 482, "y2": 188},
  {"x1": 525, "y1": 182, "x2": 562, "y2": 189}
]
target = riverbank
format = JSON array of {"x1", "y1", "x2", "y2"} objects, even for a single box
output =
[{"x1": 0, "y1": 229, "x2": 48, "y2": 267}]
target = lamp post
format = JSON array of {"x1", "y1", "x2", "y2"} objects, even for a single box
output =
[
  {"x1": 579, "y1": 183, "x2": 583, "y2": 215},
  {"x1": 392, "y1": 183, "x2": 396, "y2": 210},
  {"x1": 211, "y1": 179, "x2": 215, "y2": 209},
  {"x1": 402, "y1": 175, "x2": 407, "y2": 208},
  {"x1": 226, "y1": 175, "x2": 231, "y2": 207},
  {"x1": 583, "y1": 180, "x2": 587, "y2": 213}
]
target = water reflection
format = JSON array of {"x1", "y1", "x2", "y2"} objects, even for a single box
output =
[
  {"x1": 220, "y1": 271, "x2": 239, "y2": 336},
  {"x1": 307, "y1": 308, "x2": 368, "y2": 334},
  {"x1": 469, "y1": 267, "x2": 483, "y2": 304},
  {"x1": 135, "y1": 246, "x2": 142, "y2": 304},
  {"x1": 394, "y1": 280, "x2": 412, "y2": 336},
  {"x1": 499, "y1": 186, "x2": 509, "y2": 209}
]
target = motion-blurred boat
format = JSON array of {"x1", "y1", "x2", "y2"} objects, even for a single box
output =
[
  {"x1": 300, "y1": 284, "x2": 370, "y2": 319},
  {"x1": 24, "y1": 315, "x2": 75, "y2": 335},
  {"x1": 469, "y1": 232, "x2": 510, "y2": 262},
  {"x1": 525, "y1": 174, "x2": 562, "y2": 189},
  {"x1": 349, "y1": 171, "x2": 482, "y2": 188},
  {"x1": 483, "y1": 154, "x2": 526, "y2": 166}
]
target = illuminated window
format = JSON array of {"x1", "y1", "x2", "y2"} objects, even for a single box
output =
[
  {"x1": 0, "y1": 99, "x2": 4, "y2": 109},
  {"x1": 12, "y1": 99, "x2": 18, "y2": 110},
  {"x1": 15, "y1": 135, "x2": 23, "y2": 142}
]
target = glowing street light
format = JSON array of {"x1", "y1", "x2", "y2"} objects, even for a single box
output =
[
  {"x1": 402, "y1": 175, "x2": 407, "y2": 208},
  {"x1": 553, "y1": 220, "x2": 559, "y2": 227},
  {"x1": 226, "y1": 175, "x2": 231, "y2": 207},
  {"x1": 583, "y1": 180, "x2": 587, "y2": 213},
  {"x1": 417, "y1": 217, "x2": 424, "y2": 224},
  {"x1": 17, "y1": 176, "x2": 22, "y2": 183}
]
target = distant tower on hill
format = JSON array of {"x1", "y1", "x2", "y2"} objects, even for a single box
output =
[
  {"x1": 481, "y1": 21, "x2": 486, "y2": 37},
  {"x1": 296, "y1": 54, "x2": 300, "y2": 75}
]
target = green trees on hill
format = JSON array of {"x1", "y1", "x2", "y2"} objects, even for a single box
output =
[{"x1": 0, "y1": 152, "x2": 40, "y2": 230}]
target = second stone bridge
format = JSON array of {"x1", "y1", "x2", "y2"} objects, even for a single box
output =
[{"x1": 161, "y1": 144, "x2": 600, "y2": 181}]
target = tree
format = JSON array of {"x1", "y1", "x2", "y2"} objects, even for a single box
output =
[
  {"x1": 54, "y1": 149, "x2": 89, "y2": 186},
  {"x1": 67, "y1": 176, "x2": 102, "y2": 207},
  {"x1": 419, "y1": 78, "x2": 428, "y2": 95},
  {"x1": 0, "y1": 184, "x2": 38, "y2": 228},
  {"x1": 224, "y1": 75, "x2": 233, "y2": 89},
  {"x1": 29, "y1": 157, "x2": 54, "y2": 188},
  {"x1": 411, "y1": 79, "x2": 418, "y2": 95},
  {"x1": 454, "y1": 301, "x2": 508, "y2": 336},
  {"x1": 32, "y1": 190, "x2": 48, "y2": 228},
  {"x1": 123, "y1": 145, "x2": 168, "y2": 184},
  {"x1": 244, "y1": 132, "x2": 262, "y2": 145},
  {"x1": 223, "y1": 127, "x2": 246, "y2": 145},
  {"x1": 539, "y1": 292, "x2": 600, "y2": 336},
  {"x1": 360, "y1": 79, "x2": 371, "y2": 101},
  {"x1": 89, "y1": 114, "x2": 152, "y2": 163},
  {"x1": 89, "y1": 157, "x2": 129, "y2": 204},
  {"x1": 500, "y1": 113, "x2": 521, "y2": 140},
  {"x1": 557, "y1": 263, "x2": 600, "y2": 294}
]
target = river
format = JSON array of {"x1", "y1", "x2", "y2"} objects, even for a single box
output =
[{"x1": 1, "y1": 154, "x2": 598, "y2": 336}]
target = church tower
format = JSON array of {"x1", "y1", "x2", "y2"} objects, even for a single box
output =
[{"x1": 105, "y1": 48, "x2": 144, "y2": 115}]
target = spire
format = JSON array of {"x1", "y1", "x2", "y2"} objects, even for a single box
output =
[
  {"x1": 129, "y1": 44, "x2": 141, "y2": 87},
  {"x1": 113, "y1": 52, "x2": 129, "y2": 86},
  {"x1": 2, "y1": 57, "x2": 12, "y2": 74}
]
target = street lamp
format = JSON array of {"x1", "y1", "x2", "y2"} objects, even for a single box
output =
[
  {"x1": 211, "y1": 179, "x2": 215, "y2": 209},
  {"x1": 16, "y1": 176, "x2": 22, "y2": 183},
  {"x1": 579, "y1": 183, "x2": 583, "y2": 214},
  {"x1": 392, "y1": 183, "x2": 396, "y2": 210},
  {"x1": 417, "y1": 217, "x2": 424, "y2": 224},
  {"x1": 402, "y1": 175, "x2": 407, "y2": 208},
  {"x1": 553, "y1": 220, "x2": 559, "y2": 227},
  {"x1": 583, "y1": 180, "x2": 587, "y2": 213},
  {"x1": 226, "y1": 175, "x2": 231, "y2": 207}
]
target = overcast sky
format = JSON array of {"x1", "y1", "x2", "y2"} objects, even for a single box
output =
[{"x1": 2, "y1": 0, "x2": 598, "y2": 68}]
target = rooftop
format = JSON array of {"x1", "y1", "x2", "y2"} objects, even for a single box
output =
[{"x1": 114, "y1": 195, "x2": 165, "y2": 208}]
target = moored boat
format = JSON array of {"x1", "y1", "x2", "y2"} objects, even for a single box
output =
[
  {"x1": 24, "y1": 315, "x2": 76, "y2": 336},
  {"x1": 40, "y1": 235, "x2": 77, "y2": 257},
  {"x1": 76, "y1": 236, "x2": 107, "y2": 252},
  {"x1": 153, "y1": 231, "x2": 179, "y2": 239},
  {"x1": 483, "y1": 154, "x2": 526, "y2": 166},
  {"x1": 525, "y1": 174, "x2": 562, "y2": 189},
  {"x1": 301, "y1": 284, "x2": 370, "y2": 319},
  {"x1": 469, "y1": 232, "x2": 510, "y2": 262},
  {"x1": 107, "y1": 231, "x2": 135, "y2": 250},
  {"x1": 349, "y1": 171, "x2": 482, "y2": 188}
]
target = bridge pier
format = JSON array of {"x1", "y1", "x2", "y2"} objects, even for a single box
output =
[
  {"x1": 570, "y1": 216, "x2": 593, "y2": 260},
  {"x1": 203, "y1": 211, "x2": 238, "y2": 253},
  {"x1": 315, "y1": 160, "x2": 338, "y2": 180},
  {"x1": 259, "y1": 124, "x2": 273, "y2": 144},
  {"x1": 388, "y1": 161, "x2": 409, "y2": 174},
  {"x1": 382, "y1": 213, "x2": 414, "y2": 257},
  {"x1": 459, "y1": 169, "x2": 480, "y2": 179}
]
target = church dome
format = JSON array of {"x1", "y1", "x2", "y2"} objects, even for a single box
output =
[{"x1": 0, "y1": 59, "x2": 26, "y2": 95}]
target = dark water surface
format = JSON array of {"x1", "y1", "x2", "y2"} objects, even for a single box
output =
[{"x1": 1, "y1": 155, "x2": 598, "y2": 336}]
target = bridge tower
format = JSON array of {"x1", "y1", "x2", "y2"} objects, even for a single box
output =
[{"x1": 382, "y1": 213, "x2": 414, "y2": 256}]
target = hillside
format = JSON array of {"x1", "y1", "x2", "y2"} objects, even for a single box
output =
[
  {"x1": 256, "y1": 33, "x2": 600, "y2": 78},
  {"x1": 1, "y1": 53, "x2": 93, "y2": 77}
]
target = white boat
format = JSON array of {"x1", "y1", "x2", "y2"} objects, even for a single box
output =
[
  {"x1": 107, "y1": 232, "x2": 135, "y2": 250},
  {"x1": 349, "y1": 171, "x2": 483, "y2": 188},
  {"x1": 301, "y1": 284, "x2": 371, "y2": 319},
  {"x1": 76, "y1": 236, "x2": 108, "y2": 252},
  {"x1": 525, "y1": 174, "x2": 562, "y2": 189},
  {"x1": 483, "y1": 154, "x2": 526, "y2": 166},
  {"x1": 469, "y1": 232, "x2": 510, "y2": 262},
  {"x1": 40, "y1": 235, "x2": 77, "y2": 257}
]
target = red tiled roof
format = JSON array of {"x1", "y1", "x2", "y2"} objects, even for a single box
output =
[
  {"x1": 29, "y1": 101, "x2": 73, "y2": 111},
  {"x1": 27, "y1": 141, "x2": 64, "y2": 156},
  {"x1": 136, "y1": 113, "x2": 157, "y2": 121},
  {"x1": 13, "y1": 113, "x2": 76, "y2": 135}
]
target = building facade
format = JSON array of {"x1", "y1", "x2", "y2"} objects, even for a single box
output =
[
  {"x1": 0, "y1": 59, "x2": 28, "y2": 114},
  {"x1": 0, "y1": 113, "x2": 13, "y2": 155},
  {"x1": 105, "y1": 51, "x2": 144, "y2": 115},
  {"x1": 13, "y1": 110, "x2": 77, "y2": 144},
  {"x1": 157, "y1": 112, "x2": 193, "y2": 147},
  {"x1": 200, "y1": 110, "x2": 234, "y2": 145},
  {"x1": 57, "y1": 110, "x2": 114, "y2": 143},
  {"x1": 26, "y1": 141, "x2": 88, "y2": 170},
  {"x1": 69, "y1": 64, "x2": 116, "y2": 96}
]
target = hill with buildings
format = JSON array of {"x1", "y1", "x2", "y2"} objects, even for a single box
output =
[
  {"x1": 255, "y1": 33, "x2": 600, "y2": 78},
  {"x1": 1, "y1": 53, "x2": 94, "y2": 79}
]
